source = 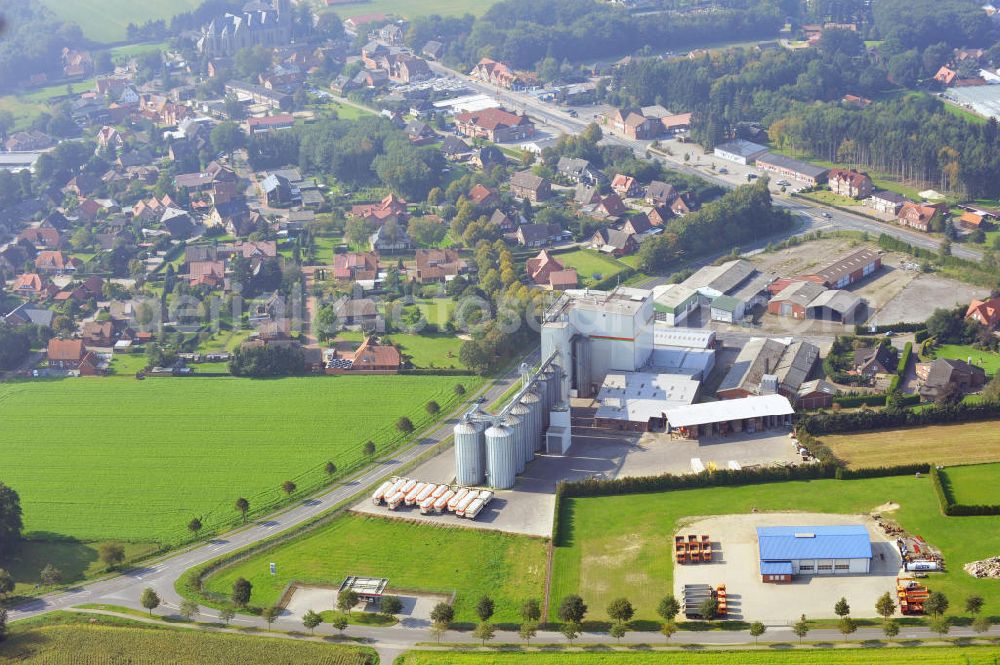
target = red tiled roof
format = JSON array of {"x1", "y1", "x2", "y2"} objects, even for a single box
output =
[{"x1": 47, "y1": 338, "x2": 84, "y2": 361}]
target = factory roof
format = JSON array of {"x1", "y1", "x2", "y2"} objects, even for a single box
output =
[
  {"x1": 772, "y1": 280, "x2": 827, "y2": 307},
  {"x1": 652, "y1": 283, "x2": 698, "y2": 312},
  {"x1": 757, "y1": 525, "x2": 873, "y2": 561},
  {"x1": 682, "y1": 259, "x2": 756, "y2": 296},
  {"x1": 807, "y1": 289, "x2": 862, "y2": 315},
  {"x1": 595, "y1": 371, "x2": 700, "y2": 423},
  {"x1": 665, "y1": 394, "x2": 793, "y2": 428},
  {"x1": 805, "y1": 248, "x2": 880, "y2": 286},
  {"x1": 647, "y1": 347, "x2": 715, "y2": 376},
  {"x1": 714, "y1": 139, "x2": 768, "y2": 159},
  {"x1": 718, "y1": 337, "x2": 818, "y2": 396},
  {"x1": 710, "y1": 295, "x2": 743, "y2": 313},
  {"x1": 545, "y1": 287, "x2": 650, "y2": 320},
  {"x1": 755, "y1": 152, "x2": 830, "y2": 179},
  {"x1": 652, "y1": 325, "x2": 715, "y2": 349}
]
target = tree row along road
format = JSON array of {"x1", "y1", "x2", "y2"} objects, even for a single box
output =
[
  {"x1": 9, "y1": 351, "x2": 538, "y2": 625},
  {"x1": 427, "y1": 61, "x2": 983, "y2": 263}
]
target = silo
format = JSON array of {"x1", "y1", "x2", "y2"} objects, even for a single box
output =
[
  {"x1": 485, "y1": 423, "x2": 516, "y2": 490},
  {"x1": 549, "y1": 364, "x2": 563, "y2": 408},
  {"x1": 508, "y1": 403, "x2": 530, "y2": 473},
  {"x1": 454, "y1": 417, "x2": 486, "y2": 486},
  {"x1": 520, "y1": 389, "x2": 542, "y2": 459},
  {"x1": 539, "y1": 366, "x2": 554, "y2": 428}
]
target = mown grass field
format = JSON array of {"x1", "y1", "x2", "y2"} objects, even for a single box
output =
[
  {"x1": 551, "y1": 471, "x2": 1000, "y2": 623},
  {"x1": 0, "y1": 375, "x2": 475, "y2": 544},
  {"x1": 399, "y1": 647, "x2": 1000, "y2": 665},
  {"x1": 929, "y1": 344, "x2": 1000, "y2": 376},
  {"x1": 336, "y1": 330, "x2": 465, "y2": 369},
  {"x1": 329, "y1": 0, "x2": 498, "y2": 20},
  {"x1": 40, "y1": 0, "x2": 201, "y2": 43},
  {"x1": 940, "y1": 463, "x2": 1000, "y2": 505},
  {"x1": 203, "y1": 514, "x2": 546, "y2": 624},
  {"x1": 3, "y1": 540, "x2": 157, "y2": 595},
  {"x1": 2, "y1": 612, "x2": 375, "y2": 664},
  {"x1": 555, "y1": 250, "x2": 629, "y2": 287},
  {"x1": 822, "y1": 422, "x2": 1000, "y2": 468}
]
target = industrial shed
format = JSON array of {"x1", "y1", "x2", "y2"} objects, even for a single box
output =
[
  {"x1": 757, "y1": 525, "x2": 872, "y2": 583},
  {"x1": 806, "y1": 289, "x2": 865, "y2": 323},
  {"x1": 664, "y1": 394, "x2": 794, "y2": 438},
  {"x1": 595, "y1": 371, "x2": 700, "y2": 431}
]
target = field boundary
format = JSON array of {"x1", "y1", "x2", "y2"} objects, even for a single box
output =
[{"x1": 931, "y1": 465, "x2": 1000, "y2": 516}]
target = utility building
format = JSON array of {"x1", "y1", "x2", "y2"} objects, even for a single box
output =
[{"x1": 757, "y1": 525, "x2": 873, "y2": 583}]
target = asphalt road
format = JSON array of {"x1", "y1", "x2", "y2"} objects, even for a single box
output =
[{"x1": 428, "y1": 61, "x2": 983, "y2": 263}]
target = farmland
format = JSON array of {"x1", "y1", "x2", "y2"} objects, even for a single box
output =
[
  {"x1": 821, "y1": 422, "x2": 1000, "y2": 468},
  {"x1": 40, "y1": 0, "x2": 201, "y2": 43},
  {"x1": 940, "y1": 463, "x2": 1000, "y2": 505},
  {"x1": 555, "y1": 250, "x2": 630, "y2": 287},
  {"x1": 329, "y1": 0, "x2": 498, "y2": 21},
  {"x1": 928, "y1": 344, "x2": 1000, "y2": 376},
  {"x1": 0, "y1": 375, "x2": 476, "y2": 544},
  {"x1": 398, "y1": 647, "x2": 1000, "y2": 665},
  {"x1": 202, "y1": 514, "x2": 547, "y2": 624},
  {"x1": 551, "y1": 470, "x2": 1000, "y2": 622},
  {"x1": 2, "y1": 612, "x2": 375, "y2": 664}
]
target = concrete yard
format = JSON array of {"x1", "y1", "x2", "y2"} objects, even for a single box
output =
[
  {"x1": 673, "y1": 512, "x2": 902, "y2": 623},
  {"x1": 351, "y1": 421, "x2": 805, "y2": 538},
  {"x1": 872, "y1": 270, "x2": 984, "y2": 324}
]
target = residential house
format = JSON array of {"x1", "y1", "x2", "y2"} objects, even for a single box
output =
[
  {"x1": 828, "y1": 168, "x2": 874, "y2": 199},
  {"x1": 82, "y1": 321, "x2": 114, "y2": 347},
  {"x1": 583, "y1": 193, "x2": 627, "y2": 219},
  {"x1": 670, "y1": 195, "x2": 695, "y2": 216},
  {"x1": 239, "y1": 240, "x2": 278, "y2": 261},
  {"x1": 348, "y1": 336, "x2": 401, "y2": 372},
  {"x1": 47, "y1": 338, "x2": 98, "y2": 374},
  {"x1": 645, "y1": 180, "x2": 678, "y2": 206},
  {"x1": 441, "y1": 135, "x2": 472, "y2": 161},
  {"x1": 917, "y1": 358, "x2": 987, "y2": 402},
  {"x1": 959, "y1": 211, "x2": 987, "y2": 230},
  {"x1": 796, "y1": 379, "x2": 838, "y2": 409},
  {"x1": 525, "y1": 249, "x2": 564, "y2": 285},
  {"x1": 647, "y1": 205, "x2": 672, "y2": 227},
  {"x1": 489, "y1": 209, "x2": 518, "y2": 233},
  {"x1": 414, "y1": 248, "x2": 467, "y2": 283},
  {"x1": 897, "y1": 201, "x2": 943, "y2": 232},
  {"x1": 471, "y1": 145, "x2": 506, "y2": 170},
  {"x1": 350, "y1": 193, "x2": 408, "y2": 226},
  {"x1": 454, "y1": 107, "x2": 535, "y2": 143},
  {"x1": 3, "y1": 303, "x2": 53, "y2": 328},
  {"x1": 609, "y1": 108, "x2": 657, "y2": 140},
  {"x1": 336, "y1": 298, "x2": 379, "y2": 328},
  {"x1": 468, "y1": 183, "x2": 499, "y2": 208},
  {"x1": 516, "y1": 223, "x2": 562, "y2": 247},
  {"x1": 660, "y1": 113, "x2": 692, "y2": 134},
  {"x1": 18, "y1": 227, "x2": 61, "y2": 249},
  {"x1": 65, "y1": 174, "x2": 102, "y2": 198},
  {"x1": 868, "y1": 190, "x2": 906, "y2": 215},
  {"x1": 333, "y1": 252, "x2": 379, "y2": 281},
  {"x1": 260, "y1": 173, "x2": 293, "y2": 207},
  {"x1": 11, "y1": 273, "x2": 48, "y2": 297},
  {"x1": 61, "y1": 48, "x2": 92, "y2": 78},
  {"x1": 854, "y1": 344, "x2": 897, "y2": 377},
  {"x1": 966, "y1": 296, "x2": 1000, "y2": 329},
  {"x1": 509, "y1": 170, "x2": 551, "y2": 202},
  {"x1": 591, "y1": 228, "x2": 638, "y2": 256},
  {"x1": 556, "y1": 157, "x2": 602, "y2": 184},
  {"x1": 469, "y1": 58, "x2": 531, "y2": 89},
  {"x1": 611, "y1": 174, "x2": 639, "y2": 198},
  {"x1": 5, "y1": 130, "x2": 54, "y2": 152},
  {"x1": 404, "y1": 120, "x2": 436, "y2": 145},
  {"x1": 370, "y1": 224, "x2": 412, "y2": 252},
  {"x1": 391, "y1": 56, "x2": 432, "y2": 83},
  {"x1": 35, "y1": 251, "x2": 81, "y2": 274},
  {"x1": 422, "y1": 40, "x2": 444, "y2": 60},
  {"x1": 621, "y1": 213, "x2": 653, "y2": 237},
  {"x1": 574, "y1": 184, "x2": 601, "y2": 206},
  {"x1": 548, "y1": 269, "x2": 579, "y2": 290},
  {"x1": 161, "y1": 208, "x2": 194, "y2": 239}
]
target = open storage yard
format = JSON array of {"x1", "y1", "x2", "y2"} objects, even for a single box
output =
[
  {"x1": 0, "y1": 375, "x2": 474, "y2": 543},
  {"x1": 821, "y1": 422, "x2": 1000, "y2": 468},
  {"x1": 202, "y1": 514, "x2": 546, "y2": 625},
  {"x1": 2, "y1": 612, "x2": 375, "y2": 664},
  {"x1": 397, "y1": 647, "x2": 1000, "y2": 665},
  {"x1": 550, "y1": 471, "x2": 1000, "y2": 623}
]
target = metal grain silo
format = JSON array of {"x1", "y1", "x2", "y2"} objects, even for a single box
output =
[
  {"x1": 485, "y1": 423, "x2": 516, "y2": 489},
  {"x1": 454, "y1": 417, "x2": 486, "y2": 486},
  {"x1": 520, "y1": 389, "x2": 542, "y2": 459},
  {"x1": 539, "y1": 366, "x2": 554, "y2": 428},
  {"x1": 548, "y1": 363, "x2": 562, "y2": 408},
  {"x1": 508, "y1": 403, "x2": 530, "y2": 471}
]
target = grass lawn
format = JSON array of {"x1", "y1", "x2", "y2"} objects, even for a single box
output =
[
  {"x1": 0, "y1": 375, "x2": 476, "y2": 544},
  {"x1": 821, "y1": 422, "x2": 1000, "y2": 468},
  {"x1": 800, "y1": 190, "x2": 863, "y2": 207},
  {"x1": 107, "y1": 353, "x2": 148, "y2": 376},
  {"x1": 555, "y1": 250, "x2": 629, "y2": 287},
  {"x1": 929, "y1": 344, "x2": 1000, "y2": 376},
  {"x1": 329, "y1": 0, "x2": 498, "y2": 20},
  {"x1": 414, "y1": 297, "x2": 456, "y2": 327},
  {"x1": 108, "y1": 41, "x2": 169, "y2": 60},
  {"x1": 336, "y1": 329, "x2": 465, "y2": 369},
  {"x1": 196, "y1": 328, "x2": 254, "y2": 354},
  {"x1": 940, "y1": 463, "x2": 1000, "y2": 506},
  {"x1": 943, "y1": 101, "x2": 987, "y2": 125},
  {"x1": 551, "y1": 471, "x2": 1000, "y2": 623},
  {"x1": 202, "y1": 514, "x2": 546, "y2": 624},
  {"x1": 40, "y1": 0, "x2": 201, "y2": 43},
  {"x1": 0, "y1": 95, "x2": 47, "y2": 131},
  {"x1": 398, "y1": 647, "x2": 1000, "y2": 665},
  {"x1": 2, "y1": 612, "x2": 375, "y2": 664},
  {"x1": 3, "y1": 540, "x2": 157, "y2": 596}
]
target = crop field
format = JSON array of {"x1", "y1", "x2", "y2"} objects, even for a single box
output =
[
  {"x1": 329, "y1": 0, "x2": 498, "y2": 20},
  {"x1": 398, "y1": 647, "x2": 1000, "y2": 665},
  {"x1": 203, "y1": 514, "x2": 546, "y2": 624},
  {"x1": 821, "y1": 421, "x2": 1000, "y2": 468},
  {"x1": 940, "y1": 463, "x2": 1000, "y2": 505},
  {"x1": 554, "y1": 250, "x2": 629, "y2": 287},
  {"x1": 0, "y1": 375, "x2": 475, "y2": 543},
  {"x1": 40, "y1": 0, "x2": 201, "y2": 43},
  {"x1": 2, "y1": 613, "x2": 375, "y2": 664},
  {"x1": 551, "y1": 470, "x2": 1000, "y2": 622},
  {"x1": 929, "y1": 344, "x2": 1000, "y2": 376}
]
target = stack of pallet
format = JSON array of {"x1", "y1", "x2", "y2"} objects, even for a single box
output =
[{"x1": 675, "y1": 534, "x2": 712, "y2": 564}]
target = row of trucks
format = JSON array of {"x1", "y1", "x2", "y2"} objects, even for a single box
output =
[
  {"x1": 682, "y1": 583, "x2": 728, "y2": 619},
  {"x1": 675, "y1": 534, "x2": 713, "y2": 564},
  {"x1": 371, "y1": 477, "x2": 494, "y2": 520}
]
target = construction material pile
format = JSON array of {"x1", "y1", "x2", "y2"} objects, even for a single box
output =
[{"x1": 964, "y1": 556, "x2": 1000, "y2": 578}]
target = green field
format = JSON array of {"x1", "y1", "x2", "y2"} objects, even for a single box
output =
[
  {"x1": 0, "y1": 375, "x2": 475, "y2": 544},
  {"x1": 329, "y1": 0, "x2": 498, "y2": 20},
  {"x1": 336, "y1": 329, "x2": 465, "y2": 369},
  {"x1": 930, "y1": 344, "x2": 1000, "y2": 376},
  {"x1": 202, "y1": 514, "x2": 546, "y2": 624},
  {"x1": 940, "y1": 464, "x2": 1000, "y2": 506},
  {"x1": 399, "y1": 648, "x2": 1000, "y2": 665},
  {"x1": 415, "y1": 297, "x2": 457, "y2": 326},
  {"x1": 551, "y1": 471, "x2": 1000, "y2": 622},
  {"x1": 3, "y1": 540, "x2": 157, "y2": 595},
  {"x1": 554, "y1": 250, "x2": 629, "y2": 287},
  {"x1": 2, "y1": 612, "x2": 375, "y2": 664},
  {"x1": 40, "y1": 0, "x2": 201, "y2": 43}
]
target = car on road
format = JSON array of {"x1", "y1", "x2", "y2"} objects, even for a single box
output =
[
  {"x1": 822, "y1": 212, "x2": 832, "y2": 218},
  {"x1": 718, "y1": 167, "x2": 728, "y2": 174},
  {"x1": 567, "y1": 109, "x2": 578, "y2": 117}
]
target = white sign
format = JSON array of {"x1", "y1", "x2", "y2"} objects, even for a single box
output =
[{"x1": 269, "y1": 562, "x2": 276, "y2": 575}]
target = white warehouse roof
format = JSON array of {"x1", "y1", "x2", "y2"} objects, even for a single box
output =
[
  {"x1": 653, "y1": 324, "x2": 715, "y2": 349},
  {"x1": 665, "y1": 394, "x2": 794, "y2": 428},
  {"x1": 596, "y1": 371, "x2": 700, "y2": 423}
]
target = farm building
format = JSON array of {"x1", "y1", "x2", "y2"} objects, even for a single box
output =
[
  {"x1": 806, "y1": 289, "x2": 864, "y2": 323},
  {"x1": 797, "y1": 248, "x2": 881, "y2": 289},
  {"x1": 796, "y1": 379, "x2": 838, "y2": 409},
  {"x1": 757, "y1": 525, "x2": 872, "y2": 583},
  {"x1": 768, "y1": 281, "x2": 827, "y2": 319},
  {"x1": 717, "y1": 337, "x2": 819, "y2": 401},
  {"x1": 713, "y1": 139, "x2": 768, "y2": 165},
  {"x1": 594, "y1": 371, "x2": 700, "y2": 431},
  {"x1": 664, "y1": 394, "x2": 794, "y2": 439},
  {"x1": 652, "y1": 284, "x2": 700, "y2": 326}
]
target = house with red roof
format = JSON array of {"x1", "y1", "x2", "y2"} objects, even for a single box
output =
[
  {"x1": 454, "y1": 107, "x2": 535, "y2": 143},
  {"x1": 526, "y1": 249, "x2": 566, "y2": 286},
  {"x1": 966, "y1": 296, "x2": 1000, "y2": 329},
  {"x1": 828, "y1": 168, "x2": 873, "y2": 199},
  {"x1": 35, "y1": 251, "x2": 81, "y2": 274},
  {"x1": 468, "y1": 183, "x2": 499, "y2": 208},
  {"x1": 333, "y1": 252, "x2": 379, "y2": 281},
  {"x1": 350, "y1": 193, "x2": 408, "y2": 226},
  {"x1": 611, "y1": 174, "x2": 639, "y2": 198},
  {"x1": 897, "y1": 202, "x2": 944, "y2": 232}
]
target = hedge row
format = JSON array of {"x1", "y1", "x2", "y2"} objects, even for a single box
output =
[
  {"x1": 855, "y1": 322, "x2": 928, "y2": 335},
  {"x1": 556, "y1": 461, "x2": 928, "y2": 499},
  {"x1": 797, "y1": 400, "x2": 1000, "y2": 435},
  {"x1": 833, "y1": 393, "x2": 888, "y2": 408},
  {"x1": 930, "y1": 465, "x2": 1000, "y2": 516},
  {"x1": 897, "y1": 342, "x2": 913, "y2": 375}
]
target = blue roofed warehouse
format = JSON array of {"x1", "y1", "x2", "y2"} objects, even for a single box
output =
[{"x1": 757, "y1": 525, "x2": 872, "y2": 583}]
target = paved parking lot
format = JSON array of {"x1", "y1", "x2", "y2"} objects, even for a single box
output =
[
  {"x1": 283, "y1": 584, "x2": 447, "y2": 628},
  {"x1": 673, "y1": 512, "x2": 901, "y2": 623},
  {"x1": 352, "y1": 423, "x2": 804, "y2": 537}
]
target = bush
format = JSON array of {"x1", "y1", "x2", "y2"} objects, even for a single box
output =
[{"x1": 798, "y1": 400, "x2": 1000, "y2": 435}]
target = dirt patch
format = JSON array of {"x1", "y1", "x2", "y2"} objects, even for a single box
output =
[
  {"x1": 750, "y1": 238, "x2": 872, "y2": 276},
  {"x1": 875, "y1": 502, "x2": 900, "y2": 513}
]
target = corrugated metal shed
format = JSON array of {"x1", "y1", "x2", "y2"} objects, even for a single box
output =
[
  {"x1": 757, "y1": 525, "x2": 872, "y2": 561},
  {"x1": 665, "y1": 394, "x2": 793, "y2": 428}
]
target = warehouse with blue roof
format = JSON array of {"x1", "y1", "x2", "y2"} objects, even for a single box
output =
[{"x1": 757, "y1": 525, "x2": 872, "y2": 583}]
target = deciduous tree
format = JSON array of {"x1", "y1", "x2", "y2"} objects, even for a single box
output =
[
  {"x1": 749, "y1": 621, "x2": 766, "y2": 644},
  {"x1": 140, "y1": 587, "x2": 160, "y2": 615},
  {"x1": 235, "y1": 497, "x2": 250, "y2": 523},
  {"x1": 302, "y1": 609, "x2": 322, "y2": 634},
  {"x1": 558, "y1": 594, "x2": 587, "y2": 624},
  {"x1": 99, "y1": 543, "x2": 125, "y2": 569},
  {"x1": 476, "y1": 595, "x2": 495, "y2": 622},
  {"x1": 232, "y1": 578, "x2": 252, "y2": 607}
]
